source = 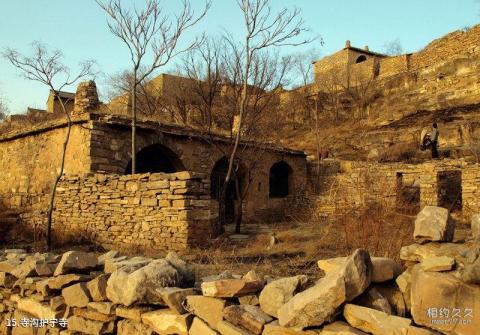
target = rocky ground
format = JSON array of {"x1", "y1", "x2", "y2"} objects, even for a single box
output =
[{"x1": 0, "y1": 207, "x2": 479, "y2": 335}]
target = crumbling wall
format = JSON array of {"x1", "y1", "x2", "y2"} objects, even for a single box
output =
[
  {"x1": 313, "y1": 160, "x2": 467, "y2": 216},
  {"x1": 23, "y1": 171, "x2": 214, "y2": 251}
]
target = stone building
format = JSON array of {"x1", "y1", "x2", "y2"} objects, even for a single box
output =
[{"x1": 0, "y1": 81, "x2": 307, "y2": 251}]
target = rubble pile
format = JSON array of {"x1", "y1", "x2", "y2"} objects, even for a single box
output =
[{"x1": 0, "y1": 206, "x2": 479, "y2": 334}]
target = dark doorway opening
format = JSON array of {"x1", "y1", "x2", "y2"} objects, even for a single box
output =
[
  {"x1": 437, "y1": 171, "x2": 462, "y2": 212},
  {"x1": 211, "y1": 157, "x2": 236, "y2": 223},
  {"x1": 125, "y1": 143, "x2": 185, "y2": 174},
  {"x1": 269, "y1": 161, "x2": 292, "y2": 198},
  {"x1": 396, "y1": 172, "x2": 420, "y2": 213}
]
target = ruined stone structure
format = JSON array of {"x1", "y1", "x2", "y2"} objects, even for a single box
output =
[
  {"x1": 0, "y1": 82, "x2": 307, "y2": 250},
  {"x1": 312, "y1": 159, "x2": 480, "y2": 220}
]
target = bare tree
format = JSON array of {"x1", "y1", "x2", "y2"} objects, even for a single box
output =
[
  {"x1": 383, "y1": 39, "x2": 403, "y2": 56},
  {"x1": 0, "y1": 93, "x2": 8, "y2": 120},
  {"x1": 97, "y1": 0, "x2": 210, "y2": 173},
  {"x1": 2, "y1": 42, "x2": 95, "y2": 250},
  {"x1": 208, "y1": 0, "x2": 315, "y2": 235}
]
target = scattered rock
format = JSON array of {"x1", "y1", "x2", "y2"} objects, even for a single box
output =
[
  {"x1": 141, "y1": 309, "x2": 193, "y2": 335},
  {"x1": 317, "y1": 257, "x2": 346, "y2": 274},
  {"x1": 370, "y1": 257, "x2": 403, "y2": 282},
  {"x1": 184, "y1": 295, "x2": 231, "y2": 330},
  {"x1": 262, "y1": 321, "x2": 319, "y2": 334},
  {"x1": 471, "y1": 214, "x2": 480, "y2": 241},
  {"x1": 259, "y1": 275, "x2": 308, "y2": 317},
  {"x1": 321, "y1": 321, "x2": 368, "y2": 334},
  {"x1": 353, "y1": 287, "x2": 392, "y2": 314},
  {"x1": 216, "y1": 320, "x2": 252, "y2": 335},
  {"x1": 420, "y1": 255, "x2": 455, "y2": 272},
  {"x1": 115, "y1": 305, "x2": 154, "y2": 322},
  {"x1": 189, "y1": 317, "x2": 218, "y2": 335},
  {"x1": 461, "y1": 257, "x2": 480, "y2": 284},
  {"x1": 62, "y1": 283, "x2": 92, "y2": 308},
  {"x1": 117, "y1": 319, "x2": 153, "y2": 335},
  {"x1": 278, "y1": 249, "x2": 371, "y2": 328},
  {"x1": 223, "y1": 305, "x2": 273, "y2": 334},
  {"x1": 413, "y1": 206, "x2": 455, "y2": 243},
  {"x1": 54, "y1": 251, "x2": 98, "y2": 276},
  {"x1": 67, "y1": 315, "x2": 114, "y2": 335},
  {"x1": 201, "y1": 279, "x2": 264, "y2": 298},
  {"x1": 106, "y1": 259, "x2": 179, "y2": 306},
  {"x1": 343, "y1": 304, "x2": 412, "y2": 335},
  {"x1": 410, "y1": 268, "x2": 480, "y2": 335},
  {"x1": 157, "y1": 287, "x2": 197, "y2": 314},
  {"x1": 238, "y1": 294, "x2": 259, "y2": 306},
  {"x1": 86, "y1": 274, "x2": 109, "y2": 302}
]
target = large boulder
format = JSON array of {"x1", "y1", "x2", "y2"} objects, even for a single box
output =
[
  {"x1": 278, "y1": 249, "x2": 371, "y2": 328},
  {"x1": 258, "y1": 275, "x2": 308, "y2": 317},
  {"x1": 413, "y1": 206, "x2": 455, "y2": 244},
  {"x1": 54, "y1": 251, "x2": 98, "y2": 276},
  {"x1": 411, "y1": 268, "x2": 480, "y2": 335},
  {"x1": 461, "y1": 257, "x2": 480, "y2": 284},
  {"x1": 106, "y1": 259, "x2": 179, "y2": 306}
]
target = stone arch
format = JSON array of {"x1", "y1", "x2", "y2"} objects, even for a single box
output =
[
  {"x1": 355, "y1": 55, "x2": 367, "y2": 63},
  {"x1": 124, "y1": 143, "x2": 186, "y2": 174},
  {"x1": 269, "y1": 161, "x2": 293, "y2": 198}
]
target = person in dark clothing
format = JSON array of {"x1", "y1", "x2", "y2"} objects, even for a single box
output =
[{"x1": 431, "y1": 123, "x2": 439, "y2": 159}]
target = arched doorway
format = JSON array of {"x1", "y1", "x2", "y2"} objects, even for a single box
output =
[
  {"x1": 269, "y1": 161, "x2": 292, "y2": 198},
  {"x1": 125, "y1": 143, "x2": 185, "y2": 174},
  {"x1": 211, "y1": 157, "x2": 236, "y2": 223}
]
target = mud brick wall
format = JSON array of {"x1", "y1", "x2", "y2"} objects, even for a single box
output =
[
  {"x1": 50, "y1": 171, "x2": 213, "y2": 251},
  {"x1": 462, "y1": 164, "x2": 480, "y2": 219}
]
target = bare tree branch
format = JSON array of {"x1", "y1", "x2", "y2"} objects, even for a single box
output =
[{"x1": 2, "y1": 42, "x2": 96, "y2": 250}]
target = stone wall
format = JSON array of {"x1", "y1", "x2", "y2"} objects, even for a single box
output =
[
  {"x1": 46, "y1": 171, "x2": 213, "y2": 251},
  {"x1": 312, "y1": 159, "x2": 468, "y2": 216},
  {"x1": 462, "y1": 164, "x2": 480, "y2": 219},
  {"x1": 0, "y1": 122, "x2": 91, "y2": 209}
]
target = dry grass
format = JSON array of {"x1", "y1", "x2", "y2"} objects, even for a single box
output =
[{"x1": 187, "y1": 203, "x2": 415, "y2": 280}]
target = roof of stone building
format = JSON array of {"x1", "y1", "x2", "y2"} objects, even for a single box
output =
[
  {"x1": 0, "y1": 111, "x2": 306, "y2": 156},
  {"x1": 344, "y1": 46, "x2": 387, "y2": 58},
  {"x1": 49, "y1": 90, "x2": 75, "y2": 100}
]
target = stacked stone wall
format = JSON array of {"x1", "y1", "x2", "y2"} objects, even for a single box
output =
[
  {"x1": 378, "y1": 55, "x2": 409, "y2": 78},
  {"x1": 410, "y1": 25, "x2": 480, "y2": 71},
  {"x1": 46, "y1": 171, "x2": 213, "y2": 251},
  {"x1": 462, "y1": 164, "x2": 480, "y2": 219},
  {"x1": 312, "y1": 159, "x2": 467, "y2": 216}
]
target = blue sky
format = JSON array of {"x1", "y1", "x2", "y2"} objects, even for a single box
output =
[{"x1": 0, "y1": 0, "x2": 478, "y2": 114}]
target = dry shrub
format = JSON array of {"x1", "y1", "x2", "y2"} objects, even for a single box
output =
[
  {"x1": 379, "y1": 141, "x2": 420, "y2": 163},
  {"x1": 339, "y1": 203, "x2": 414, "y2": 260}
]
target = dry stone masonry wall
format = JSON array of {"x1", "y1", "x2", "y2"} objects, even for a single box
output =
[{"x1": 49, "y1": 171, "x2": 213, "y2": 251}]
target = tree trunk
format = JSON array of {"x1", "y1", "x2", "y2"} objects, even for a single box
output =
[
  {"x1": 215, "y1": 184, "x2": 227, "y2": 236},
  {"x1": 234, "y1": 177, "x2": 243, "y2": 234},
  {"x1": 131, "y1": 74, "x2": 137, "y2": 174},
  {"x1": 46, "y1": 93, "x2": 72, "y2": 250}
]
